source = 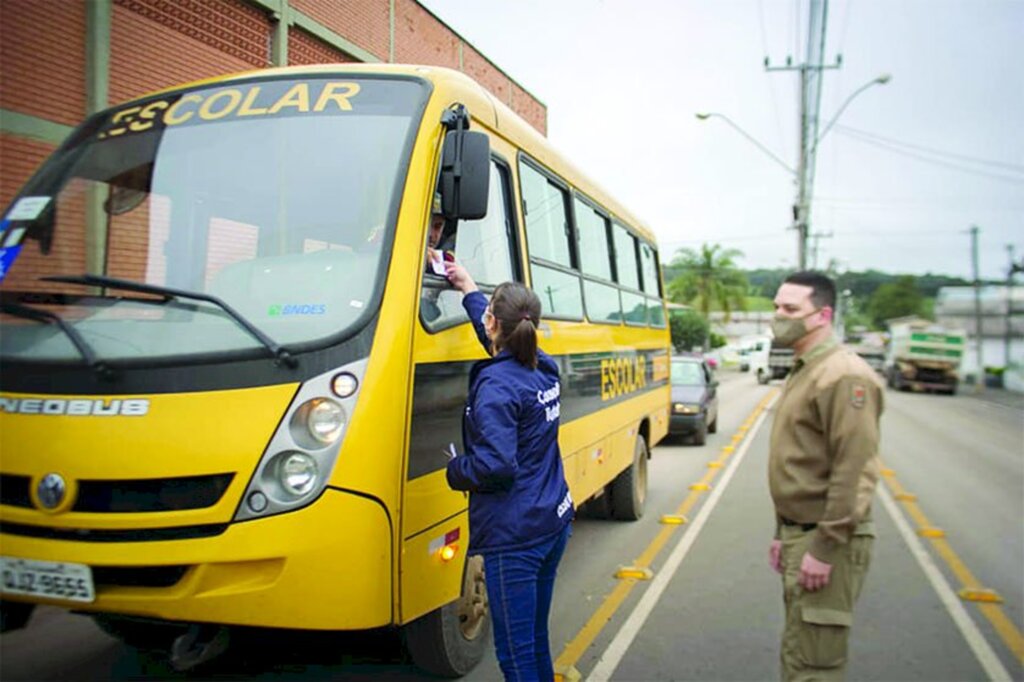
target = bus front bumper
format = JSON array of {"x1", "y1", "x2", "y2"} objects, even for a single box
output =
[{"x1": 0, "y1": 488, "x2": 393, "y2": 630}]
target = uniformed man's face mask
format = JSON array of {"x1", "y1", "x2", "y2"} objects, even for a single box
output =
[{"x1": 771, "y1": 308, "x2": 822, "y2": 347}]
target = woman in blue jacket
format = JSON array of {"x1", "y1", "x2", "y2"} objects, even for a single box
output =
[{"x1": 445, "y1": 263, "x2": 574, "y2": 682}]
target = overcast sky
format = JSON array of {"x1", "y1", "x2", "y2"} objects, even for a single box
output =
[{"x1": 420, "y1": 0, "x2": 1023, "y2": 281}]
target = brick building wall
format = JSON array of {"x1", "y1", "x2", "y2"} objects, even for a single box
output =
[
  {"x1": 0, "y1": 0, "x2": 545, "y2": 292},
  {"x1": 0, "y1": 1, "x2": 87, "y2": 127},
  {"x1": 291, "y1": 0, "x2": 390, "y2": 61}
]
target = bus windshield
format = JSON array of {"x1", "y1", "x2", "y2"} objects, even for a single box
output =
[{"x1": 0, "y1": 76, "x2": 427, "y2": 363}]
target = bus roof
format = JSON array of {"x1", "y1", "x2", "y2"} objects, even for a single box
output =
[{"x1": 134, "y1": 63, "x2": 657, "y2": 246}]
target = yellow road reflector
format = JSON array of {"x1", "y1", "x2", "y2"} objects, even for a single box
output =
[
  {"x1": 917, "y1": 527, "x2": 946, "y2": 538},
  {"x1": 554, "y1": 665, "x2": 582, "y2": 682},
  {"x1": 689, "y1": 483, "x2": 712, "y2": 491},
  {"x1": 660, "y1": 514, "x2": 688, "y2": 525},
  {"x1": 895, "y1": 493, "x2": 918, "y2": 502},
  {"x1": 721, "y1": 445, "x2": 735, "y2": 454},
  {"x1": 881, "y1": 468, "x2": 896, "y2": 477},
  {"x1": 615, "y1": 566, "x2": 654, "y2": 581},
  {"x1": 707, "y1": 461, "x2": 723, "y2": 469},
  {"x1": 731, "y1": 434, "x2": 743, "y2": 443},
  {"x1": 959, "y1": 588, "x2": 1004, "y2": 604}
]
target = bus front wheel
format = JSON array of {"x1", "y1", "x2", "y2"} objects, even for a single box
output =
[
  {"x1": 404, "y1": 555, "x2": 490, "y2": 677},
  {"x1": 610, "y1": 434, "x2": 648, "y2": 521}
]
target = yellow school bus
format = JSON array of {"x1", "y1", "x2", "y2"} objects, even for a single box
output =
[{"x1": 0, "y1": 64, "x2": 669, "y2": 674}]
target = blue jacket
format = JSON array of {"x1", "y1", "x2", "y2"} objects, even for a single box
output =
[{"x1": 446, "y1": 291, "x2": 574, "y2": 553}]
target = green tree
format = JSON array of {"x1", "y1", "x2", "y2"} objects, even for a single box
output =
[
  {"x1": 667, "y1": 244, "x2": 748, "y2": 320},
  {"x1": 669, "y1": 310, "x2": 709, "y2": 353},
  {"x1": 866, "y1": 276, "x2": 924, "y2": 328}
]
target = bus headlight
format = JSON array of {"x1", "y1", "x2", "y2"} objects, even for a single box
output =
[
  {"x1": 234, "y1": 359, "x2": 367, "y2": 522},
  {"x1": 307, "y1": 399, "x2": 344, "y2": 444},
  {"x1": 290, "y1": 398, "x2": 346, "y2": 448},
  {"x1": 276, "y1": 451, "x2": 319, "y2": 497}
]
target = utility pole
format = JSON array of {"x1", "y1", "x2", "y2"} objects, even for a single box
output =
[
  {"x1": 1006, "y1": 244, "x2": 1023, "y2": 375},
  {"x1": 809, "y1": 230, "x2": 834, "y2": 269},
  {"x1": 969, "y1": 225, "x2": 984, "y2": 391},
  {"x1": 765, "y1": 0, "x2": 839, "y2": 270}
]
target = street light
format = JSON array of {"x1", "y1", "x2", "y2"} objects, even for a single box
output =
[
  {"x1": 694, "y1": 112, "x2": 796, "y2": 176},
  {"x1": 794, "y1": 72, "x2": 890, "y2": 269},
  {"x1": 697, "y1": 73, "x2": 891, "y2": 270},
  {"x1": 811, "y1": 73, "x2": 891, "y2": 153},
  {"x1": 694, "y1": 72, "x2": 889, "y2": 174}
]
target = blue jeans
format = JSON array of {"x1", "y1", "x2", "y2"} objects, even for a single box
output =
[{"x1": 483, "y1": 523, "x2": 571, "y2": 682}]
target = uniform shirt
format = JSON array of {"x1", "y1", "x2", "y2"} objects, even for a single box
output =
[
  {"x1": 769, "y1": 336, "x2": 884, "y2": 563},
  {"x1": 446, "y1": 291, "x2": 574, "y2": 553}
]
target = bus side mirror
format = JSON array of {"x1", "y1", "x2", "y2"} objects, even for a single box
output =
[{"x1": 440, "y1": 130, "x2": 489, "y2": 220}]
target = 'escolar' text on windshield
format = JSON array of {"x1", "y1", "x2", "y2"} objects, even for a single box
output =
[{"x1": 98, "y1": 81, "x2": 362, "y2": 140}]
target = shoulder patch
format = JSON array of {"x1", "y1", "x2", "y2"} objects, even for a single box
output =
[{"x1": 851, "y1": 383, "x2": 867, "y2": 408}]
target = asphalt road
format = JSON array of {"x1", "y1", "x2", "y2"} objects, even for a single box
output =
[{"x1": 2, "y1": 371, "x2": 1021, "y2": 681}]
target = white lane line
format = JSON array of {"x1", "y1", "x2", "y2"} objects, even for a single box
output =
[
  {"x1": 586, "y1": 393, "x2": 778, "y2": 682},
  {"x1": 877, "y1": 484, "x2": 1012, "y2": 681}
]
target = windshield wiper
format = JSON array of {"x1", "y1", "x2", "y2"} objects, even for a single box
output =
[
  {"x1": 43, "y1": 274, "x2": 298, "y2": 368},
  {"x1": 1, "y1": 301, "x2": 113, "y2": 379}
]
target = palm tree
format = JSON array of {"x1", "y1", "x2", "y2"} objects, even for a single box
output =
[{"x1": 668, "y1": 243, "x2": 748, "y2": 324}]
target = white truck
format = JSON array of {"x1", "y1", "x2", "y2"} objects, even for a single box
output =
[
  {"x1": 751, "y1": 340, "x2": 794, "y2": 384},
  {"x1": 885, "y1": 319, "x2": 965, "y2": 395}
]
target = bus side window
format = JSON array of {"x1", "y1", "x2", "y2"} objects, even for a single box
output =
[
  {"x1": 639, "y1": 241, "x2": 666, "y2": 328},
  {"x1": 421, "y1": 159, "x2": 516, "y2": 331},
  {"x1": 576, "y1": 196, "x2": 621, "y2": 325},
  {"x1": 521, "y1": 159, "x2": 583, "y2": 320},
  {"x1": 614, "y1": 223, "x2": 647, "y2": 326}
]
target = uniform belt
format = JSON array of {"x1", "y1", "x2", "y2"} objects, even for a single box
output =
[{"x1": 780, "y1": 517, "x2": 818, "y2": 531}]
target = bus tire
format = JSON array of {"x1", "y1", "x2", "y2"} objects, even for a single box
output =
[
  {"x1": 756, "y1": 369, "x2": 769, "y2": 385},
  {"x1": 610, "y1": 435, "x2": 648, "y2": 521},
  {"x1": 91, "y1": 614, "x2": 187, "y2": 650},
  {"x1": 404, "y1": 555, "x2": 490, "y2": 678},
  {"x1": 0, "y1": 601, "x2": 34, "y2": 633},
  {"x1": 579, "y1": 490, "x2": 613, "y2": 519}
]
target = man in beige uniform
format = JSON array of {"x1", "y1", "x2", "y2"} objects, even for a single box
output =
[{"x1": 767, "y1": 271, "x2": 884, "y2": 681}]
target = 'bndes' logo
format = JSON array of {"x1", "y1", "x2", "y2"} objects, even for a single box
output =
[
  {"x1": 268, "y1": 304, "x2": 326, "y2": 316},
  {"x1": 0, "y1": 397, "x2": 149, "y2": 416}
]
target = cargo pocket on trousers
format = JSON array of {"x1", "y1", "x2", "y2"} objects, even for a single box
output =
[{"x1": 797, "y1": 607, "x2": 853, "y2": 669}]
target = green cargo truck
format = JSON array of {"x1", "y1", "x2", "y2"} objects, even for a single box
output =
[{"x1": 885, "y1": 319, "x2": 965, "y2": 394}]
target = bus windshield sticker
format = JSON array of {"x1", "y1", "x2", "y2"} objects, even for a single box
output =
[
  {"x1": 3, "y1": 227, "x2": 27, "y2": 248},
  {"x1": 96, "y1": 81, "x2": 363, "y2": 141},
  {"x1": 0, "y1": 244, "x2": 24, "y2": 283},
  {"x1": 5, "y1": 196, "x2": 51, "y2": 222}
]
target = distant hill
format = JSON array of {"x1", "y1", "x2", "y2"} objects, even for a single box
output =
[{"x1": 660, "y1": 266, "x2": 974, "y2": 300}]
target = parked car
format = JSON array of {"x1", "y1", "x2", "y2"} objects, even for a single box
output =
[{"x1": 669, "y1": 355, "x2": 719, "y2": 445}]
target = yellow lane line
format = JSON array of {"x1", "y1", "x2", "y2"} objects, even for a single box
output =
[
  {"x1": 554, "y1": 390, "x2": 779, "y2": 676},
  {"x1": 880, "y1": 460, "x2": 1024, "y2": 665}
]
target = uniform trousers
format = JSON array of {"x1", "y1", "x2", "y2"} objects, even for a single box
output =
[{"x1": 779, "y1": 522, "x2": 874, "y2": 681}]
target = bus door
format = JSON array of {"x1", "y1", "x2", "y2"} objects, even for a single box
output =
[{"x1": 400, "y1": 156, "x2": 519, "y2": 622}]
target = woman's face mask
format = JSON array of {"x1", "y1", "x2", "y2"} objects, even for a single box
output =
[{"x1": 771, "y1": 308, "x2": 822, "y2": 347}]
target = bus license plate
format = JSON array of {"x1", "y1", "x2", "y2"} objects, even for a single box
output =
[{"x1": 0, "y1": 557, "x2": 95, "y2": 603}]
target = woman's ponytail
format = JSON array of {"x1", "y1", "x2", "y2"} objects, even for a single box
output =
[{"x1": 489, "y1": 283, "x2": 542, "y2": 369}]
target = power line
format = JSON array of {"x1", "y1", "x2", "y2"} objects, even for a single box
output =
[
  {"x1": 758, "y1": 0, "x2": 788, "y2": 151},
  {"x1": 833, "y1": 124, "x2": 1024, "y2": 172},
  {"x1": 664, "y1": 228, "x2": 994, "y2": 248},
  {"x1": 812, "y1": 193, "x2": 1024, "y2": 212},
  {"x1": 836, "y1": 0, "x2": 852, "y2": 56},
  {"x1": 834, "y1": 128, "x2": 1024, "y2": 184}
]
